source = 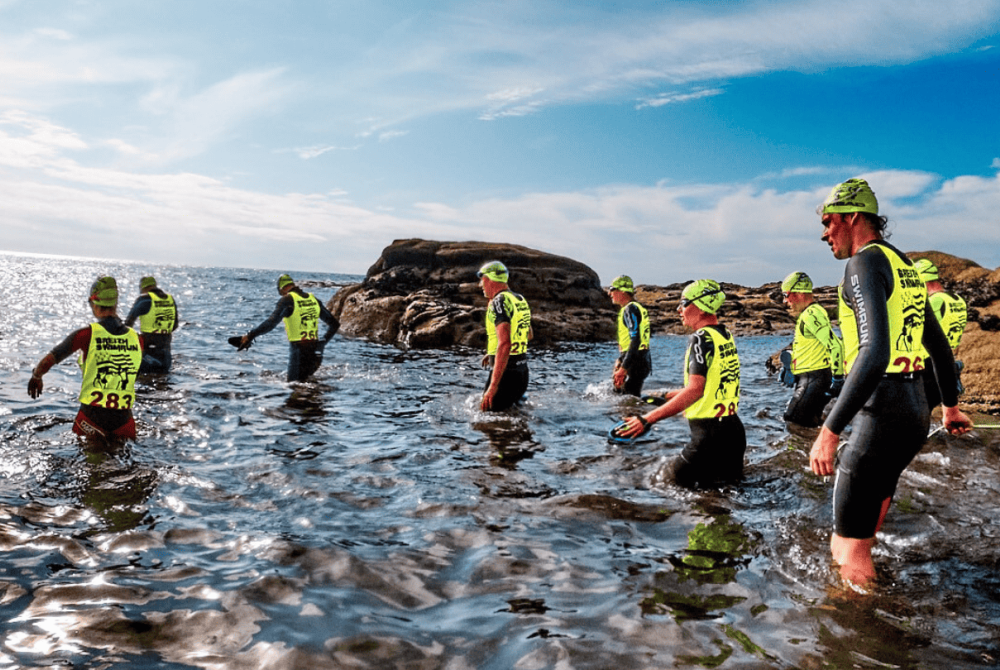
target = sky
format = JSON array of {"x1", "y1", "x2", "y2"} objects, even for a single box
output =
[{"x1": 1, "y1": 0, "x2": 998, "y2": 288}]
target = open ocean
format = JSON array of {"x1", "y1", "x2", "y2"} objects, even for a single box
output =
[{"x1": 0, "y1": 251, "x2": 998, "y2": 669}]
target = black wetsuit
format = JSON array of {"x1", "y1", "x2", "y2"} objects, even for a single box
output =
[
  {"x1": 661, "y1": 326, "x2": 747, "y2": 489},
  {"x1": 125, "y1": 289, "x2": 177, "y2": 373},
  {"x1": 247, "y1": 290, "x2": 340, "y2": 382},
  {"x1": 484, "y1": 291, "x2": 530, "y2": 411},
  {"x1": 784, "y1": 369, "x2": 832, "y2": 428},
  {"x1": 616, "y1": 302, "x2": 652, "y2": 397},
  {"x1": 825, "y1": 241, "x2": 959, "y2": 539}
]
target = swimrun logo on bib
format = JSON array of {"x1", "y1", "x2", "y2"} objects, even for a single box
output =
[
  {"x1": 94, "y1": 337, "x2": 140, "y2": 352},
  {"x1": 850, "y1": 275, "x2": 869, "y2": 345}
]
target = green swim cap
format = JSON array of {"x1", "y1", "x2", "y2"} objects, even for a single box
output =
[
  {"x1": 477, "y1": 261, "x2": 509, "y2": 283},
  {"x1": 913, "y1": 258, "x2": 939, "y2": 282},
  {"x1": 89, "y1": 276, "x2": 119, "y2": 307},
  {"x1": 140, "y1": 276, "x2": 157, "y2": 291},
  {"x1": 609, "y1": 275, "x2": 634, "y2": 293},
  {"x1": 781, "y1": 271, "x2": 813, "y2": 294},
  {"x1": 277, "y1": 274, "x2": 295, "y2": 290},
  {"x1": 821, "y1": 178, "x2": 879, "y2": 215},
  {"x1": 681, "y1": 279, "x2": 725, "y2": 314}
]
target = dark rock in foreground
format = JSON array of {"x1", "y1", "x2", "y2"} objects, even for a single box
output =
[{"x1": 326, "y1": 239, "x2": 616, "y2": 349}]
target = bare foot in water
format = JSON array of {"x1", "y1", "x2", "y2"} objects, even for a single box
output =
[{"x1": 831, "y1": 534, "x2": 876, "y2": 589}]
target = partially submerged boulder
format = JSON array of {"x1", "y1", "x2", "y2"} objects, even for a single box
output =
[{"x1": 326, "y1": 239, "x2": 616, "y2": 349}]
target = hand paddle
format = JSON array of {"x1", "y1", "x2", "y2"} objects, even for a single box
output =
[
  {"x1": 607, "y1": 417, "x2": 650, "y2": 444},
  {"x1": 228, "y1": 335, "x2": 251, "y2": 351}
]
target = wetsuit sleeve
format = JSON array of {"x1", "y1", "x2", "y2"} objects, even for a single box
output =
[
  {"x1": 247, "y1": 295, "x2": 294, "y2": 339},
  {"x1": 491, "y1": 293, "x2": 513, "y2": 325},
  {"x1": 829, "y1": 331, "x2": 845, "y2": 377},
  {"x1": 49, "y1": 327, "x2": 92, "y2": 364},
  {"x1": 123, "y1": 295, "x2": 152, "y2": 328},
  {"x1": 619, "y1": 302, "x2": 643, "y2": 370},
  {"x1": 686, "y1": 330, "x2": 714, "y2": 378},
  {"x1": 922, "y1": 301, "x2": 960, "y2": 407},
  {"x1": 823, "y1": 250, "x2": 893, "y2": 434},
  {"x1": 805, "y1": 305, "x2": 844, "y2": 375},
  {"x1": 319, "y1": 300, "x2": 340, "y2": 342}
]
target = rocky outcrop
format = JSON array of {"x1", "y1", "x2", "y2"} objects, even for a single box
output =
[
  {"x1": 630, "y1": 282, "x2": 840, "y2": 336},
  {"x1": 326, "y1": 239, "x2": 616, "y2": 349}
]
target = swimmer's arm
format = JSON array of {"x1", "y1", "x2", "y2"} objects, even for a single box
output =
[
  {"x1": 27, "y1": 328, "x2": 89, "y2": 398},
  {"x1": 481, "y1": 322, "x2": 511, "y2": 411},
  {"x1": 319, "y1": 301, "x2": 340, "y2": 342},
  {"x1": 620, "y1": 333, "x2": 709, "y2": 436},
  {"x1": 619, "y1": 376, "x2": 703, "y2": 436},
  {"x1": 922, "y1": 302, "x2": 960, "y2": 407},
  {"x1": 823, "y1": 251, "x2": 891, "y2": 435},
  {"x1": 245, "y1": 295, "x2": 293, "y2": 342},
  {"x1": 123, "y1": 295, "x2": 150, "y2": 328}
]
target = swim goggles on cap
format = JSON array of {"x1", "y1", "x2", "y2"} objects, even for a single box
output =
[
  {"x1": 679, "y1": 289, "x2": 722, "y2": 309},
  {"x1": 477, "y1": 261, "x2": 509, "y2": 283}
]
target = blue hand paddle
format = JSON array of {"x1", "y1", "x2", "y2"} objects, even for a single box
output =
[{"x1": 607, "y1": 417, "x2": 651, "y2": 444}]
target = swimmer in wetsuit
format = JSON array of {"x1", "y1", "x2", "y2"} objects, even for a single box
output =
[
  {"x1": 616, "y1": 279, "x2": 747, "y2": 488},
  {"x1": 608, "y1": 275, "x2": 652, "y2": 397},
  {"x1": 124, "y1": 275, "x2": 178, "y2": 373},
  {"x1": 780, "y1": 271, "x2": 845, "y2": 428},
  {"x1": 913, "y1": 258, "x2": 968, "y2": 411},
  {"x1": 808, "y1": 178, "x2": 972, "y2": 588},
  {"x1": 239, "y1": 274, "x2": 340, "y2": 382},
  {"x1": 27, "y1": 276, "x2": 143, "y2": 441},
  {"x1": 478, "y1": 261, "x2": 532, "y2": 411}
]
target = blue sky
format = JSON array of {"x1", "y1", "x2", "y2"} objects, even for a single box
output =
[{"x1": 1, "y1": 0, "x2": 998, "y2": 287}]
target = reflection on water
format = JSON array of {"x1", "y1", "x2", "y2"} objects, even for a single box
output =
[{"x1": 0, "y1": 252, "x2": 998, "y2": 669}]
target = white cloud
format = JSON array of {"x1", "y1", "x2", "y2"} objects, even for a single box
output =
[
  {"x1": 636, "y1": 88, "x2": 724, "y2": 109},
  {"x1": 378, "y1": 130, "x2": 409, "y2": 142},
  {"x1": 1, "y1": 111, "x2": 998, "y2": 284}
]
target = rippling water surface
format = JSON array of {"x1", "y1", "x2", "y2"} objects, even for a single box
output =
[{"x1": 1, "y1": 252, "x2": 998, "y2": 669}]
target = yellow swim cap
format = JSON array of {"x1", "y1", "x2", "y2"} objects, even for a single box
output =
[
  {"x1": 913, "y1": 258, "x2": 939, "y2": 282},
  {"x1": 781, "y1": 271, "x2": 813, "y2": 294},
  {"x1": 89, "y1": 276, "x2": 119, "y2": 307},
  {"x1": 821, "y1": 178, "x2": 879, "y2": 215},
  {"x1": 609, "y1": 275, "x2": 634, "y2": 293},
  {"x1": 477, "y1": 261, "x2": 509, "y2": 283},
  {"x1": 681, "y1": 279, "x2": 725, "y2": 314},
  {"x1": 277, "y1": 274, "x2": 295, "y2": 290},
  {"x1": 140, "y1": 276, "x2": 157, "y2": 291}
]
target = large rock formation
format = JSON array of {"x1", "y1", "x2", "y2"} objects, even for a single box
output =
[{"x1": 326, "y1": 239, "x2": 616, "y2": 349}]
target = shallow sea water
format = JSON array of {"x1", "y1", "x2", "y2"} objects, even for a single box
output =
[{"x1": 0, "y1": 252, "x2": 998, "y2": 669}]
